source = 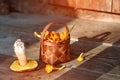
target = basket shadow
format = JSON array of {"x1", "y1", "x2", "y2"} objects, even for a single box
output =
[
  {"x1": 56, "y1": 45, "x2": 120, "y2": 80},
  {"x1": 70, "y1": 32, "x2": 111, "y2": 60},
  {"x1": 55, "y1": 32, "x2": 120, "y2": 80}
]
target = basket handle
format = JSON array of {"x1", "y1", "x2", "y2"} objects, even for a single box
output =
[{"x1": 40, "y1": 22, "x2": 70, "y2": 54}]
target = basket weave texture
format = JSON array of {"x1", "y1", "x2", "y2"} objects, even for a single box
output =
[{"x1": 40, "y1": 22, "x2": 71, "y2": 65}]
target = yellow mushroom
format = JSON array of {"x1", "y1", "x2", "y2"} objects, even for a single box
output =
[
  {"x1": 10, "y1": 60, "x2": 38, "y2": 72},
  {"x1": 60, "y1": 30, "x2": 69, "y2": 42},
  {"x1": 50, "y1": 31, "x2": 60, "y2": 42},
  {"x1": 77, "y1": 53, "x2": 84, "y2": 62},
  {"x1": 45, "y1": 64, "x2": 65, "y2": 73},
  {"x1": 34, "y1": 32, "x2": 41, "y2": 38}
]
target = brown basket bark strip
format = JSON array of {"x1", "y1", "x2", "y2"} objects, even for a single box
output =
[{"x1": 40, "y1": 22, "x2": 70, "y2": 65}]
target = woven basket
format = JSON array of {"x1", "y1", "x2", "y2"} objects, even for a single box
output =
[{"x1": 40, "y1": 22, "x2": 70, "y2": 65}]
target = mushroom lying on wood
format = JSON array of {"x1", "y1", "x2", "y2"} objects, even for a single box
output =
[{"x1": 45, "y1": 64, "x2": 65, "y2": 73}]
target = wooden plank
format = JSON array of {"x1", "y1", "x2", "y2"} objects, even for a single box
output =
[
  {"x1": 112, "y1": 0, "x2": 120, "y2": 13},
  {"x1": 76, "y1": 0, "x2": 112, "y2": 12},
  {"x1": 49, "y1": 0, "x2": 76, "y2": 8}
]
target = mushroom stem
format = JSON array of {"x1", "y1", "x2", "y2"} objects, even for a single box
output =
[
  {"x1": 53, "y1": 65, "x2": 66, "y2": 70},
  {"x1": 14, "y1": 39, "x2": 27, "y2": 66},
  {"x1": 34, "y1": 32, "x2": 41, "y2": 38},
  {"x1": 16, "y1": 52, "x2": 27, "y2": 66}
]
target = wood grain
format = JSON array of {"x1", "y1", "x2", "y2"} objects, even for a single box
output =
[
  {"x1": 112, "y1": 0, "x2": 120, "y2": 13},
  {"x1": 49, "y1": 0, "x2": 76, "y2": 8},
  {"x1": 76, "y1": 0, "x2": 112, "y2": 12}
]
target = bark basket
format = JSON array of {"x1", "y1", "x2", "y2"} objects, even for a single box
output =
[{"x1": 40, "y1": 22, "x2": 70, "y2": 65}]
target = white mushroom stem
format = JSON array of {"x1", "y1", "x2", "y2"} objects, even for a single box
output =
[{"x1": 14, "y1": 39, "x2": 27, "y2": 66}]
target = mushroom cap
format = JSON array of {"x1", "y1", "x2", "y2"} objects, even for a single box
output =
[{"x1": 10, "y1": 59, "x2": 38, "y2": 72}]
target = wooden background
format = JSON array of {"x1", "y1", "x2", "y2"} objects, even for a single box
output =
[
  {"x1": 0, "y1": 0, "x2": 120, "y2": 22},
  {"x1": 50, "y1": 0, "x2": 120, "y2": 14}
]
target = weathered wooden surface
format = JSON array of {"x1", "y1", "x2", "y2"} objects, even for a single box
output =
[
  {"x1": 8, "y1": 0, "x2": 42, "y2": 13},
  {"x1": 49, "y1": 0, "x2": 76, "y2": 8},
  {"x1": 75, "y1": 9, "x2": 120, "y2": 23},
  {"x1": 76, "y1": 0, "x2": 112, "y2": 12},
  {"x1": 112, "y1": 0, "x2": 120, "y2": 13},
  {"x1": 0, "y1": 13, "x2": 120, "y2": 80},
  {"x1": 1, "y1": 45, "x2": 120, "y2": 80},
  {"x1": 0, "y1": 0, "x2": 120, "y2": 22},
  {"x1": 49, "y1": 0, "x2": 112, "y2": 12},
  {"x1": 0, "y1": 2, "x2": 9, "y2": 15}
]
